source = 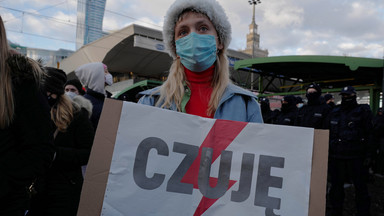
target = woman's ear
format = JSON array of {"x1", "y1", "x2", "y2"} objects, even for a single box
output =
[{"x1": 217, "y1": 43, "x2": 224, "y2": 51}]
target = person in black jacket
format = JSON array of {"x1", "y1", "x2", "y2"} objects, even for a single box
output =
[
  {"x1": 259, "y1": 97, "x2": 277, "y2": 124},
  {"x1": 28, "y1": 68, "x2": 95, "y2": 216},
  {"x1": 326, "y1": 86, "x2": 373, "y2": 216},
  {"x1": 296, "y1": 96, "x2": 304, "y2": 109},
  {"x1": 324, "y1": 93, "x2": 336, "y2": 109},
  {"x1": 0, "y1": 16, "x2": 55, "y2": 216},
  {"x1": 275, "y1": 95, "x2": 298, "y2": 126},
  {"x1": 297, "y1": 83, "x2": 331, "y2": 129},
  {"x1": 373, "y1": 108, "x2": 384, "y2": 176}
]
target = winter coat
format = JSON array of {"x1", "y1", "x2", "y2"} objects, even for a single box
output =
[
  {"x1": 28, "y1": 97, "x2": 95, "y2": 216},
  {"x1": 372, "y1": 114, "x2": 384, "y2": 174},
  {"x1": 297, "y1": 99, "x2": 331, "y2": 129},
  {"x1": 0, "y1": 55, "x2": 55, "y2": 215},
  {"x1": 326, "y1": 104, "x2": 374, "y2": 159},
  {"x1": 83, "y1": 89, "x2": 105, "y2": 130},
  {"x1": 260, "y1": 107, "x2": 278, "y2": 124},
  {"x1": 138, "y1": 83, "x2": 263, "y2": 123},
  {"x1": 275, "y1": 105, "x2": 298, "y2": 126}
]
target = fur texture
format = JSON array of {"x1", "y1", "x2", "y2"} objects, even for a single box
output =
[
  {"x1": 72, "y1": 95, "x2": 93, "y2": 118},
  {"x1": 163, "y1": 0, "x2": 232, "y2": 59}
]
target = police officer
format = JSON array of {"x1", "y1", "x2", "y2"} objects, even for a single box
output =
[
  {"x1": 275, "y1": 95, "x2": 298, "y2": 126},
  {"x1": 297, "y1": 83, "x2": 331, "y2": 129},
  {"x1": 296, "y1": 96, "x2": 304, "y2": 109},
  {"x1": 324, "y1": 93, "x2": 336, "y2": 109},
  {"x1": 259, "y1": 97, "x2": 277, "y2": 124},
  {"x1": 373, "y1": 108, "x2": 384, "y2": 176},
  {"x1": 326, "y1": 86, "x2": 373, "y2": 216}
]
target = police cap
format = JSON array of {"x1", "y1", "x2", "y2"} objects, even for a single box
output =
[
  {"x1": 306, "y1": 83, "x2": 322, "y2": 94},
  {"x1": 340, "y1": 86, "x2": 356, "y2": 95}
]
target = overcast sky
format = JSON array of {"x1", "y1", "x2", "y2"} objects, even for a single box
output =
[{"x1": 1, "y1": 0, "x2": 384, "y2": 58}]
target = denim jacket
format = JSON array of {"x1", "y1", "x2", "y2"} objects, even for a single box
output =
[{"x1": 138, "y1": 83, "x2": 263, "y2": 123}]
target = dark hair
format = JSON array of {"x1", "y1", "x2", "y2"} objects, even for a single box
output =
[
  {"x1": 65, "y1": 79, "x2": 85, "y2": 95},
  {"x1": 44, "y1": 67, "x2": 67, "y2": 95}
]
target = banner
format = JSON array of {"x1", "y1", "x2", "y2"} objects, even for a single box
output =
[{"x1": 78, "y1": 99, "x2": 329, "y2": 216}]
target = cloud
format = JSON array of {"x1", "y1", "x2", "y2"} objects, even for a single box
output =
[
  {"x1": 262, "y1": 1, "x2": 304, "y2": 28},
  {"x1": 1, "y1": 0, "x2": 383, "y2": 58},
  {"x1": 252, "y1": 0, "x2": 384, "y2": 58},
  {"x1": 103, "y1": 16, "x2": 121, "y2": 31},
  {"x1": 104, "y1": 0, "x2": 166, "y2": 30}
]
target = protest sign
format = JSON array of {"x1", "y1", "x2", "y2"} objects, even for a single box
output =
[{"x1": 78, "y1": 99, "x2": 329, "y2": 216}]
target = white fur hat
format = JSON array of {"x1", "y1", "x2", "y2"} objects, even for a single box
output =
[{"x1": 163, "y1": 0, "x2": 232, "y2": 59}]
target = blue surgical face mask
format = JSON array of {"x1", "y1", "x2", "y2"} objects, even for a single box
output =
[
  {"x1": 65, "y1": 91, "x2": 77, "y2": 100},
  {"x1": 105, "y1": 73, "x2": 113, "y2": 86},
  {"x1": 175, "y1": 32, "x2": 217, "y2": 72},
  {"x1": 297, "y1": 103, "x2": 304, "y2": 108}
]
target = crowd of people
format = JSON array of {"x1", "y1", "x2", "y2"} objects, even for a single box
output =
[
  {"x1": 1, "y1": 13, "x2": 115, "y2": 215},
  {"x1": 1, "y1": 0, "x2": 383, "y2": 215},
  {"x1": 260, "y1": 83, "x2": 384, "y2": 216}
]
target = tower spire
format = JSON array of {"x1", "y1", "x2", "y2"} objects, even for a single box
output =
[{"x1": 252, "y1": 3, "x2": 256, "y2": 24}]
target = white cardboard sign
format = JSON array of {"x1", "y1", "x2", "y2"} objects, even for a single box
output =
[{"x1": 99, "y1": 102, "x2": 315, "y2": 216}]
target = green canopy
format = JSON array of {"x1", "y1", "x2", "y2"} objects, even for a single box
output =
[
  {"x1": 235, "y1": 55, "x2": 383, "y2": 89},
  {"x1": 234, "y1": 55, "x2": 384, "y2": 112},
  {"x1": 113, "y1": 80, "x2": 162, "y2": 102}
]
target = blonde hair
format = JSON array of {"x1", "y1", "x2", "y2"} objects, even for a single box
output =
[
  {"x1": 156, "y1": 49, "x2": 230, "y2": 116},
  {"x1": 0, "y1": 16, "x2": 12, "y2": 129},
  {"x1": 51, "y1": 94, "x2": 75, "y2": 132},
  {"x1": 0, "y1": 16, "x2": 44, "y2": 128}
]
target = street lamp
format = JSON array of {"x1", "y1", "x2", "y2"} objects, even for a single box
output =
[
  {"x1": 248, "y1": 0, "x2": 261, "y2": 90},
  {"x1": 248, "y1": 0, "x2": 261, "y2": 5}
]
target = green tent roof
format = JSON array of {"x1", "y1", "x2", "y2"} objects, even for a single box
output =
[
  {"x1": 113, "y1": 80, "x2": 162, "y2": 102},
  {"x1": 234, "y1": 55, "x2": 384, "y2": 88}
]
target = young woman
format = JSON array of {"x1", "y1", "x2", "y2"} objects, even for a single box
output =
[
  {"x1": 138, "y1": 0, "x2": 263, "y2": 123},
  {"x1": 28, "y1": 67, "x2": 95, "y2": 216},
  {"x1": 65, "y1": 79, "x2": 85, "y2": 96},
  {"x1": 0, "y1": 16, "x2": 55, "y2": 216}
]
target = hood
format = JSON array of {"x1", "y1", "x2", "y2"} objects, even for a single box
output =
[{"x1": 75, "y1": 62, "x2": 105, "y2": 95}]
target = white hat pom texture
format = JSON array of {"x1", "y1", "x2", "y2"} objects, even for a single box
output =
[{"x1": 163, "y1": 0, "x2": 232, "y2": 59}]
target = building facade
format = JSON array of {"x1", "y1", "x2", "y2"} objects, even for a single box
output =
[
  {"x1": 76, "y1": 0, "x2": 107, "y2": 50},
  {"x1": 9, "y1": 41, "x2": 74, "y2": 68}
]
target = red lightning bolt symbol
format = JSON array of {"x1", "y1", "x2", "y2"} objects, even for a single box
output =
[{"x1": 181, "y1": 119, "x2": 247, "y2": 216}]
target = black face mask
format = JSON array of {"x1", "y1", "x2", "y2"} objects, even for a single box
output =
[
  {"x1": 47, "y1": 94, "x2": 58, "y2": 107},
  {"x1": 306, "y1": 92, "x2": 321, "y2": 103},
  {"x1": 328, "y1": 102, "x2": 335, "y2": 107},
  {"x1": 281, "y1": 103, "x2": 291, "y2": 112},
  {"x1": 341, "y1": 95, "x2": 357, "y2": 108}
]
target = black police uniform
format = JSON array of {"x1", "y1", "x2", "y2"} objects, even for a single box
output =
[
  {"x1": 326, "y1": 93, "x2": 373, "y2": 216},
  {"x1": 297, "y1": 84, "x2": 331, "y2": 129},
  {"x1": 373, "y1": 112, "x2": 384, "y2": 175},
  {"x1": 297, "y1": 102, "x2": 330, "y2": 129},
  {"x1": 259, "y1": 97, "x2": 277, "y2": 124},
  {"x1": 275, "y1": 95, "x2": 298, "y2": 126}
]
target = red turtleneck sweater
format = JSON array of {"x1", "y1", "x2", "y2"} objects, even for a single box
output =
[{"x1": 184, "y1": 65, "x2": 214, "y2": 118}]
